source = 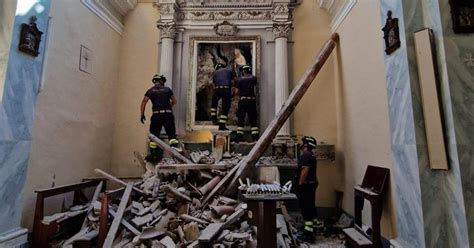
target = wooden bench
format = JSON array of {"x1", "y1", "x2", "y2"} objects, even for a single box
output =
[
  {"x1": 343, "y1": 165, "x2": 389, "y2": 248},
  {"x1": 32, "y1": 180, "x2": 106, "y2": 248}
]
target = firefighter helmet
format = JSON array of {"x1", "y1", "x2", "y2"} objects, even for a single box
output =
[
  {"x1": 301, "y1": 136, "x2": 317, "y2": 149},
  {"x1": 240, "y1": 64, "x2": 252, "y2": 73},
  {"x1": 152, "y1": 74, "x2": 166, "y2": 84}
]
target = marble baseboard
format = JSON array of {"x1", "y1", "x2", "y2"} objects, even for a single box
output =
[{"x1": 0, "y1": 227, "x2": 28, "y2": 248}]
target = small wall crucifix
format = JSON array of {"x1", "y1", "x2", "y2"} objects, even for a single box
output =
[{"x1": 79, "y1": 45, "x2": 92, "y2": 73}]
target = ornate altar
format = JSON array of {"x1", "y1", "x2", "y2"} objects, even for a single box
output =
[{"x1": 154, "y1": 0, "x2": 299, "y2": 135}]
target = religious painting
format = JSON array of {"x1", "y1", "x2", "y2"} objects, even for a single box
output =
[
  {"x1": 382, "y1": 11, "x2": 401, "y2": 55},
  {"x1": 18, "y1": 16, "x2": 43, "y2": 57},
  {"x1": 449, "y1": 0, "x2": 474, "y2": 33},
  {"x1": 188, "y1": 37, "x2": 259, "y2": 130}
]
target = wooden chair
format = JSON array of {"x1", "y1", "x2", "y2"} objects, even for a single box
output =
[
  {"x1": 32, "y1": 180, "x2": 106, "y2": 248},
  {"x1": 343, "y1": 165, "x2": 390, "y2": 248}
]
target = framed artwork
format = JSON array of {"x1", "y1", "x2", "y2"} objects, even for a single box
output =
[
  {"x1": 449, "y1": 0, "x2": 474, "y2": 33},
  {"x1": 188, "y1": 36, "x2": 260, "y2": 131},
  {"x1": 382, "y1": 11, "x2": 401, "y2": 55}
]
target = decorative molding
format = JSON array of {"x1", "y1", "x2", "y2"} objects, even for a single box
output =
[
  {"x1": 81, "y1": 0, "x2": 138, "y2": 35},
  {"x1": 319, "y1": 0, "x2": 356, "y2": 32},
  {"x1": 109, "y1": 0, "x2": 138, "y2": 16},
  {"x1": 157, "y1": 21, "x2": 177, "y2": 39},
  {"x1": 272, "y1": 22, "x2": 293, "y2": 39},
  {"x1": 214, "y1": 21, "x2": 239, "y2": 36},
  {"x1": 156, "y1": 0, "x2": 296, "y2": 29}
]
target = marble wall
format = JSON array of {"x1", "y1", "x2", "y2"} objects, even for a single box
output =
[
  {"x1": 378, "y1": 1, "x2": 426, "y2": 246},
  {"x1": 0, "y1": 0, "x2": 51, "y2": 242},
  {"x1": 438, "y1": 0, "x2": 474, "y2": 244},
  {"x1": 0, "y1": 0, "x2": 18, "y2": 104},
  {"x1": 379, "y1": 0, "x2": 471, "y2": 247}
]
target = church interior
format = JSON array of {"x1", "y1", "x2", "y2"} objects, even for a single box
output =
[{"x1": 0, "y1": 0, "x2": 473, "y2": 247}]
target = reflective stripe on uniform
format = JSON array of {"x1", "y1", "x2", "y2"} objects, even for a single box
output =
[
  {"x1": 149, "y1": 141, "x2": 158, "y2": 148},
  {"x1": 219, "y1": 115, "x2": 228, "y2": 119},
  {"x1": 237, "y1": 127, "x2": 245, "y2": 134},
  {"x1": 304, "y1": 221, "x2": 314, "y2": 226},
  {"x1": 304, "y1": 226, "x2": 314, "y2": 232},
  {"x1": 169, "y1": 139, "x2": 179, "y2": 145}
]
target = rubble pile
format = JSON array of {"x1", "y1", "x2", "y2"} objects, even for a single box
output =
[{"x1": 52, "y1": 150, "x2": 296, "y2": 248}]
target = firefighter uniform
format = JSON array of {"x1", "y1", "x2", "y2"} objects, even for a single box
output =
[
  {"x1": 142, "y1": 75, "x2": 178, "y2": 163},
  {"x1": 296, "y1": 136, "x2": 318, "y2": 241},
  {"x1": 235, "y1": 65, "x2": 259, "y2": 142},
  {"x1": 211, "y1": 64, "x2": 234, "y2": 130}
]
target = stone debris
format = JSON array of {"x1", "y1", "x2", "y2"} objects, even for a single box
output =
[
  {"x1": 50, "y1": 152, "x2": 293, "y2": 248},
  {"x1": 45, "y1": 147, "x2": 303, "y2": 248}
]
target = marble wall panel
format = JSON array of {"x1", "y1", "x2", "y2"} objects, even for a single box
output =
[
  {"x1": 379, "y1": 1, "x2": 426, "y2": 246},
  {"x1": 0, "y1": 0, "x2": 51, "y2": 237}
]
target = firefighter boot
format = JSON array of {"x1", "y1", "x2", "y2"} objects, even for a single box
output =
[
  {"x1": 251, "y1": 127, "x2": 259, "y2": 142},
  {"x1": 145, "y1": 148, "x2": 162, "y2": 164}
]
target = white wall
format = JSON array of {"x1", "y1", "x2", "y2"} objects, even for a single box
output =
[
  {"x1": 21, "y1": 0, "x2": 121, "y2": 230},
  {"x1": 110, "y1": 3, "x2": 160, "y2": 177},
  {"x1": 335, "y1": 1, "x2": 396, "y2": 238}
]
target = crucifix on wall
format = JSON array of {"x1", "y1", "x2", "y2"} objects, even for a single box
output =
[
  {"x1": 463, "y1": 53, "x2": 474, "y2": 67},
  {"x1": 79, "y1": 45, "x2": 92, "y2": 73}
]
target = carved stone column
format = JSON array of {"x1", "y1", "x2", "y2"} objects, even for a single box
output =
[
  {"x1": 273, "y1": 22, "x2": 293, "y2": 136},
  {"x1": 157, "y1": 21, "x2": 176, "y2": 88}
]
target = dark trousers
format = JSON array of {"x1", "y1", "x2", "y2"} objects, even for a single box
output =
[
  {"x1": 237, "y1": 99, "x2": 258, "y2": 128},
  {"x1": 150, "y1": 113, "x2": 176, "y2": 140},
  {"x1": 211, "y1": 89, "x2": 232, "y2": 122},
  {"x1": 297, "y1": 182, "x2": 318, "y2": 222}
]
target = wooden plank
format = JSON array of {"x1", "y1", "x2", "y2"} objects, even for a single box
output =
[
  {"x1": 198, "y1": 223, "x2": 224, "y2": 242},
  {"x1": 149, "y1": 133, "x2": 194, "y2": 164},
  {"x1": 163, "y1": 185, "x2": 192, "y2": 202},
  {"x1": 103, "y1": 183, "x2": 133, "y2": 248},
  {"x1": 224, "y1": 33, "x2": 340, "y2": 195},
  {"x1": 34, "y1": 180, "x2": 102, "y2": 197},
  {"x1": 222, "y1": 209, "x2": 245, "y2": 228},
  {"x1": 109, "y1": 209, "x2": 141, "y2": 236},
  {"x1": 81, "y1": 181, "x2": 103, "y2": 229},
  {"x1": 157, "y1": 164, "x2": 230, "y2": 170},
  {"x1": 94, "y1": 169, "x2": 146, "y2": 195},
  {"x1": 181, "y1": 214, "x2": 209, "y2": 225}
]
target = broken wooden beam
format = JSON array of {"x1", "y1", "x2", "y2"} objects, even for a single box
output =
[
  {"x1": 148, "y1": 133, "x2": 194, "y2": 164},
  {"x1": 108, "y1": 209, "x2": 141, "y2": 236},
  {"x1": 157, "y1": 164, "x2": 230, "y2": 170},
  {"x1": 103, "y1": 183, "x2": 133, "y2": 248},
  {"x1": 224, "y1": 33, "x2": 340, "y2": 195},
  {"x1": 94, "y1": 169, "x2": 146, "y2": 195},
  {"x1": 162, "y1": 185, "x2": 192, "y2": 202}
]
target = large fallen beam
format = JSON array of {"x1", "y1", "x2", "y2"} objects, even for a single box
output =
[
  {"x1": 149, "y1": 133, "x2": 194, "y2": 164},
  {"x1": 202, "y1": 33, "x2": 339, "y2": 203}
]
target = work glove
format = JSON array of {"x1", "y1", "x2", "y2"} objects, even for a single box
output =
[{"x1": 140, "y1": 115, "x2": 146, "y2": 124}]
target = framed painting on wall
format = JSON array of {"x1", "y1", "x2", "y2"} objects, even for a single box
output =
[
  {"x1": 449, "y1": 0, "x2": 474, "y2": 33},
  {"x1": 187, "y1": 36, "x2": 260, "y2": 131}
]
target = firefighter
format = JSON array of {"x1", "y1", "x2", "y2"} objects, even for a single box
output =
[
  {"x1": 210, "y1": 63, "x2": 235, "y2": 130},
  {"x1": 297, "y1": 136, "x2": 318, "y2": 242},
  {"x1": 234, "y1": 64, "x2": 259, "y2": 143},
  {"x1": 140, "y1": 74, "x2": 179, "y2": 163}
]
